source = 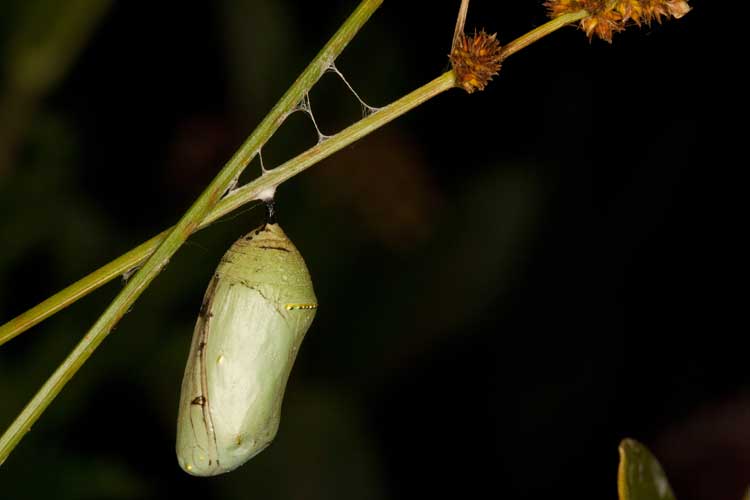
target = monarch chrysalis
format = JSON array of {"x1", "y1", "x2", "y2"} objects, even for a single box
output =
[{"x1": 176, "y1": 222, "x2": 317, "y2": 476}]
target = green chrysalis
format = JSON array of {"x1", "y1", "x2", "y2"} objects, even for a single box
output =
[{"x1": 176, "y1": 222, "x2": 317, "y2": 476}]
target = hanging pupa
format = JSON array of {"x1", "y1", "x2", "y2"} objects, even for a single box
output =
[{"x1": 176, "y1": 216, "x2": 317, "y2": 476}]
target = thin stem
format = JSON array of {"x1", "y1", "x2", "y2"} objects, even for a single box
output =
[
  {"x1": 499, "y1": 11, "x2": 588, "y2": 60},
  {"x1": 451, "y1": 0, "x2": 470, "y2": 51},
  {"x1": 0, "y1": 11, "x2": 587, "y2": 348},
  {"x1": 0, "y1": 0, "x2": 383, "y2": 466},
  {"x1": 0, "y1": 72, "x2": 453, "y2": 347}
]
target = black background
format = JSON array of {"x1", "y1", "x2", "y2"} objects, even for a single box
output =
[{"x1": 2, "y1": 1, "x2": 745, "y2": 499}]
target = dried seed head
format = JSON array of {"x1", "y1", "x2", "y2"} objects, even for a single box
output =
[
  {"x1": 544, "y1": 0, "x2": 691, "y2": 42},
  {"x1": 450, "y1": 30, "x2": 503, "y2": 94}
]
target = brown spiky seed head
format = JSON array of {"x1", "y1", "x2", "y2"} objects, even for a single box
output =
[
  {"x1": 450, "y1": 30, "x2": 502, "y2": 94},
  {"x1": 544, "y1": 0, "x2": 691, "y2": 42}
]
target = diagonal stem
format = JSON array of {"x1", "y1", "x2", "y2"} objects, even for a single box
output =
[
  {"x1": 0, "y1": 72, "x2": 454, "y2": 348},
  {"x1": 0, "y1": 10, "x2": 589, "y2": 348},
  {"x1": 0, "y1": 0, "x2": 384, "y2": 466},
  {"x1": 499, "y1": 10, "x2": 588, "y2": 60},
  {"x1": 0, "y1": 5, "x2": 596, "y2": 467}
]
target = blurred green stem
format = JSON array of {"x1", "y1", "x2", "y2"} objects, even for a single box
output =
[
  {"x1": 0, "y1": 5, "x2": 586, "y2": 466},
  {"x1": 0, "y1": 0, "x2": 112, "y2": 175},
  {"x1": 0, "y1": 0, "x2": 383, "y2": 466}
]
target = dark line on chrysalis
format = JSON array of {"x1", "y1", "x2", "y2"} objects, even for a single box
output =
[
  {"x1": 198, "y1": 276, "x2": 219, "y2": 319},
  {"x1": 259, "y1": 245, "x2": 290, "y2": 252},
  {"x1": 196, "y1": 274, "x2": 220, "y2": 465}
]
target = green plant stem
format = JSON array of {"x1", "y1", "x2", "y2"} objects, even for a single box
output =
[
  {"x1": 0, "y1": 10, "x2": 587, "y2": 348},
  {"x1": 0, "y1": 71, "x2": 452, "y2": 348},
  {"x1": 499, "y1": 10, "x2": 588, "y2": 60},
  {"x1": 0, "y1": 0, "x2": 383, "y2": 466},
  {"x1": 0, "y1": 6, "x2": 590, "y2": 467}
]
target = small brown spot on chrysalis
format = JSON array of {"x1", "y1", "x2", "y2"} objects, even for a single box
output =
[{"x1": 191, "y1": 396, "x2": 206, "y2": 406}]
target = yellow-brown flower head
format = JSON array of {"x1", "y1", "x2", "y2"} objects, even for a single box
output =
[
  {"x1": 450, "y1": 30, "x2": 502, "y2": 94},
  {"x1": 544, "y1": 0, "x2": 691, "y2": 42}
]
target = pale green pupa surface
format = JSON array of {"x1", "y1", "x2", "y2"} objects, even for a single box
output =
[{"x1": 176, "y1": 223, "x2": 317, "y2": 476}]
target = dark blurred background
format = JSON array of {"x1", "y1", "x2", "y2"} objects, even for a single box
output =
[{"x1": 1, "y1": 1, "x2": 744, "y2": 499}]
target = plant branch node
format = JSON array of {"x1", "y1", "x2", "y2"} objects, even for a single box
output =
[{"x1": 449, "y1": 30, "x2": 502, "y2": 94}]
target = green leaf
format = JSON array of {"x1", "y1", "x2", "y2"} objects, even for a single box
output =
[{"x1": 618, "y1": 438, "x2": 676, "y2": 500}]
